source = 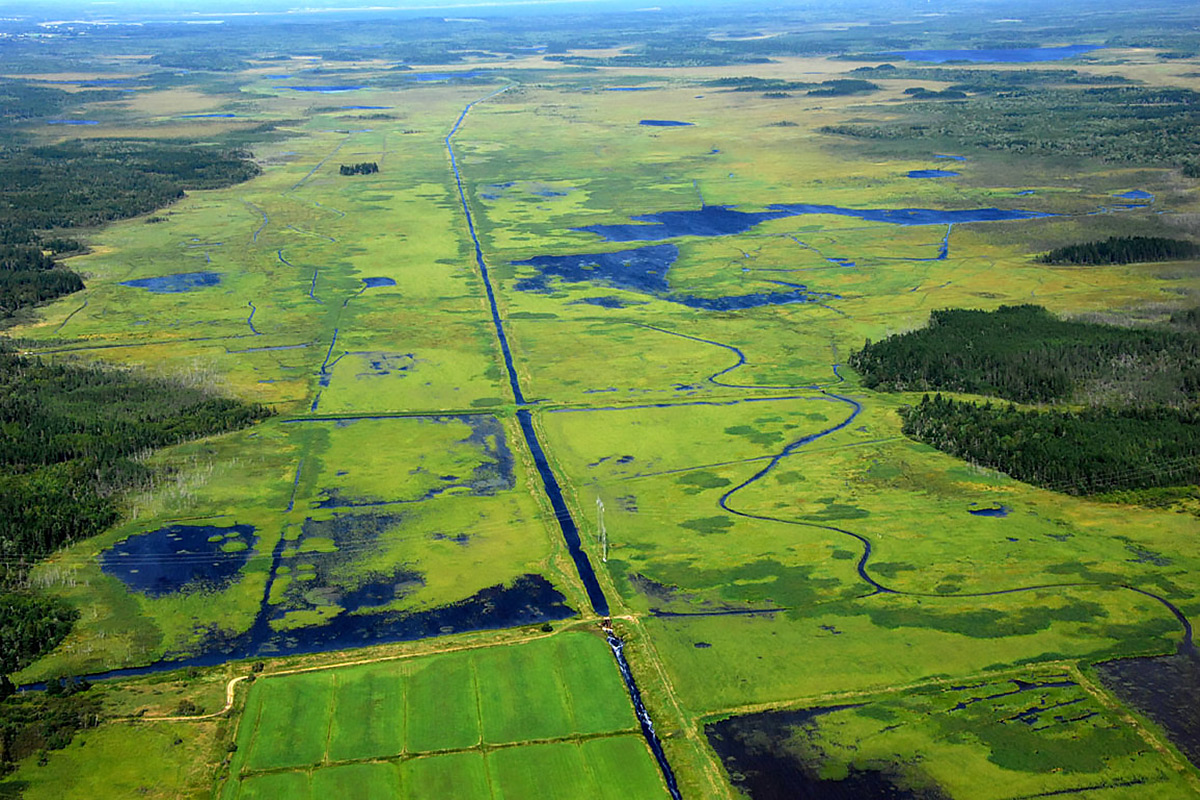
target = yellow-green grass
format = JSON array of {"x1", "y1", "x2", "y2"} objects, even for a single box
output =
[{"x1": 5, "y1": 719, "x2": 221, "y2": 800}]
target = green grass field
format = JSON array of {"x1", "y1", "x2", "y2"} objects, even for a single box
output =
[
  {"x1": 5, "y1": 29, "x2": 1200, "y2": 800},
  {"x1": 219, "y1": 632, "x2": 666, "y2": 799}
]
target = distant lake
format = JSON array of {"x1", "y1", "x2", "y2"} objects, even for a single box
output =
[{"x1": 891, "y1": 45, "x2": 1101, "y2": 63}]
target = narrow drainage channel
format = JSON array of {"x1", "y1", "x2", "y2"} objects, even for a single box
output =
[{"x1": 447, "y1": 88, "x2": 683, "y2": 798}]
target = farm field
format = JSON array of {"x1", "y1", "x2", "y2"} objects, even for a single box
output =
[
  {"x1": 1, "y1": 3, "x2": 1199, "y2": 799},
  {"x1": 220, "y1": 632, "x2": 667, "y2": 799}
]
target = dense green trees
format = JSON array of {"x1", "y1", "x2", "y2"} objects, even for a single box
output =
[
  {"x1": 848, "y1": 305, "x2": 1200, "y2": 405},
  {"x1": 901, "y1": 395, "x2": 1200, "y2": 494},
  {"x1": 853, "y1": 306, "x2": 1200, "y2": 497},
  {"x1": 1038, "y1": 236, "x2": 1199, "y2": 265},
  {"x1": 339, "y1": 162, "x2": 379, "y2": 176}
]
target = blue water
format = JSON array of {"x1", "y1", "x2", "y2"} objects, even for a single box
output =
[
  {"x1": 47, "y1": 120, "x2": 99, "y2": 125},
  {"x1": 935, "y1": 154, "x2": 967, "y2": 161},
  {"x1": 180, "y1": 113, "x2": 236, "y2": 118},
  {"x1": 607, "y1": 86, "x2": 656, "y2": 91},
  {"x1": 577, "y1": 204, "x2": 1052, "y2": 243},
  {"x1": 361, "y1": 276, "x2": 396, "y2": 287},
  {"x1": 909, "y1": 169, "x2": 959, "y2": 178},
  {"x1": 891, "y1": 45, "x2": 1101, "y2": 63},
  {"x1": 1115, "y1": 190, "x2": 1154, "y2": 201},
  {"x1": 339, "y1": 105, "x2": 393, "y2": 110},
  {"x1": 120, "y1": 271, "x2": 221, "y2": 293},
  {"x1": 101, "y1": 524, "x2": 257, "y2": 597},
  {"x1": 640, "y1": 120, "x2": 693, "y2": 127},
  {"x1": 969, "y1": 505, "x2": 1010, "y2": 517},
  {"x1": 513, "y1": 245, "x2": 836, "y2": 309},
  {"x1": 287, "y1": 86, "x2": 364, "y2": 92},
  {"x1": 1016, "y1": 190, "x2": 1036, "y2": 196}
]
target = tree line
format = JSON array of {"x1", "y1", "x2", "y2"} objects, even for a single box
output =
[
  {"x1": 1038, "y1": 235, "x2": 1199, "y2": 265},
  {"x1": 848, "y1": 304, "x2": 1200, "y2": 406},
  {"x1": 900, "y1": 394, "x2": 1200, "y2": 495}
]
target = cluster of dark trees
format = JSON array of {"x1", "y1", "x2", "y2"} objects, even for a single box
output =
[
  {"x1": 1039, "y1": 236, "x2": 1199, "y2": 265},
  {"x1": 0, "y1": 140, "x2": 260, "y2": 231},
  {"x1": 0, "y1": 245, "x2": 83, "y2": 319},
  {"x1": 848, "y1": 304, "x2": 1200, "y2": 405},
  {"x1": 339, "y1": 161, "x2": 379, "y2": 176},
  {"x1": 854, "y1": 305, "x2": 1200, "y2": 497},
  {"x1": 900, "y1": 395, "x2": 1200, "y2": 495},
  {"x1": 0, "y1": 685, "x2": 101, "y2": 776},
  {"x1": 903, "y1": 87, "x2": 968, "y2": 100}
]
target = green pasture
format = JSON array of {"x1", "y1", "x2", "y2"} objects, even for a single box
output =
[{"x1": 221, "y1": 633, "x2": 667, "y2": 798}]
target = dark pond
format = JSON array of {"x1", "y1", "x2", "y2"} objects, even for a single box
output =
[
  {"x1": 100, "y1": 524, "x2": 257, "y2": 597},
  {"x1": 889, "y1": 45, "x2": 1101, "y2": 63},
  {"x1": 640, "y1": 120, "x2": 694, "y2": 127},
  {"x1": 908, "y1": 170, "x2": 959, "y2": 179},
  {"x1": 66, "y1": 574, "x2": 575, "y2": 687},
  {"x1": 607, "y1": 87, "x2": 656, "y2": 91},
  {"x1": 576, "y1": 204, "x2": 1051, "y2": 242},
  {"x1": 1096, "y1": 652, "x2": 1200, "y2": 768},
  {"x1": 707, "y1": 707, "x2": 947, "y2": 799},
  {"x1": 180, "y1": 113, "x2": 236, "y2": 118},
  {"x1": 287, "y1": 86, "x2": 365, "y2": 92},
  {"x1": 361, "y1": 276, "x2": 396, "y2": 287},
  {"x1": 512, "y1": 244, "x2": 835, "y2": 309},
  {"x1": 47, "y1": 120, "x2": 99, "y2": 125},
  {"x1": 120, "y1": 271, "x2": 222, "y2": 293},
  {"x1": 968, "y1": 505, "x2": 1010, "y2": 517},
  {"x1": 1114, "y1": 190, "x2": 1154, "y2": 201},
  {"x1": 934, "y1": 154, "x2": 966, "y2": 161}
]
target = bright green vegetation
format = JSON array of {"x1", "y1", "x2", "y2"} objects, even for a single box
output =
[
  {"x1": 850, "y1": 305, "x2": 1200, "y2": 405},
  {"x1": 221, "y1": 633, "x2": 666, "y2": 799},
  {"x1": 901, "y1": 396, "x2": 1200, "y2": 494},
  {"x1": 1040, "y1": 236, "x2": 1200, "y2": 265}
]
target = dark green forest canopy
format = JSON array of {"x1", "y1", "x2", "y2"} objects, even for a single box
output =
[
  {"x1": 1039, "y1": 236, "x2": 1200, "y2": 265},
  {"x1": 849, "y1": 304, "x2": 1200, "y2": 405},
  {"x1": 901, "y1": 395, "x2": 1200, "y2": 495}
]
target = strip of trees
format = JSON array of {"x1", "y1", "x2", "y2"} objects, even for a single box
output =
[{"x1": 1038, "y1": 235, "x2": 1199, "y2": 265}]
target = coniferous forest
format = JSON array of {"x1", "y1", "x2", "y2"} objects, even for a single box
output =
[
  {"x1": 900, "y1": 395, "x2": 1200, "y2": 495},
  {"x1": 852, "y1": 305, "x2": 1200, "y2": 497},
  {"x1": 848, "y1": 304, "x2": 1200, "y2": 405},
  {"x1": 1038, "y1": 236, "x2": 1199, "y2": 266}
]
